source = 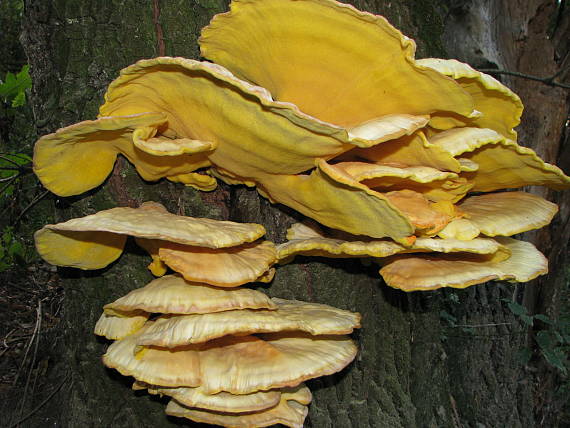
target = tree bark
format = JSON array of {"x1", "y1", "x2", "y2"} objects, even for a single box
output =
[{"x1": 17, "y1": 0, "x2": 568, "y2": 427}]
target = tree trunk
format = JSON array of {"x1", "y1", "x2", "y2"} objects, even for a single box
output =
[{"x1": 16, "y1": 0, "x2": 568, "y2": 427}]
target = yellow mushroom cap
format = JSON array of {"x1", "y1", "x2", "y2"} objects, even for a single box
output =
[
  {"x1": 429, "y1": 127, "x2": 570, "y2": 191},
  {"x1": 200, "y1": 0, "x2": 474, "y2": 127},
  {"x1": 104, "y1": 329, "x2": 357, "y2": 393},
  {"x1": 156, "y1": 240, "x2": 277, "y2": 287},
  {"x1": 379, "y1": 237, "x2": 547, "y2": 291},
  {"x1": 199, "y1": 333, "x2": 357, "y2": 394},
  {"x1": 103, "y1": 323, "x2": 202, "y2": 387},
  {"x1": 99, "y1": 57, "x2": 358, "y2": 179},
  {"x1": 334, "y1": 162, "x2": 472, "y2": 203},
  {"x1": 104, "y1": 274, "x2": 277, "y2": 314},
  {"x1": 34, "y1": 203, "x2": 266, "y2": 270},
  {"x1": 166, "y1": 385, "x2": 312, "y2": 428},
  {"x1": 33, "y1": 113, "x2": 211, "y2": 197},
  {"x1": 457, "y1": 191, "x2": 559, "y2": 236},
  {"x1": 94, "y1": 310, "x2": 149, "y2": 340},
  {"x1": 136, "y1": 381, "x2": 282, "y2": 414},
  {"x1": 277, "y1": 222, "x2": 505, "y2": 262},
  {"x1": 136, "y1": 298, "x2": 361, "y2": 347},
  {"x1": 417, "y1": 58, "x2": 523, "y2": 139}
]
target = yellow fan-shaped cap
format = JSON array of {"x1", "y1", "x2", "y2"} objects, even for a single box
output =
[
  {"x1": 379, "y1": 237, "x2": 547, "y2": 291},
  {"x1": 200, "y1": 0, "x2": 474, "y2": 127},
  {"x1": 33, "y1": 113, "x2": 211, "y2": 197},
  {"x1": 256, "y1": 159, "x2": 414, "y2": 239},
  {"x1": 418, "y1": 58, "x2": 523, "y2": 139},
  {"x1": 430, "y1": 127, "x2": 570, "y2": 191},
  {"x1": 156, "y1": 240, "x2": 277, "y2": 287},
  {"x1": 100, "y1": 57, "x2": 357, "y2": 178},
  {"x1": 458, "y1": 191, "x2": 559, "y2": 236}
]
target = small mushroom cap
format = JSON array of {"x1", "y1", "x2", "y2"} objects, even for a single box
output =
[
  {"x1": 418, "y1": 58, "x2": 523, "y2": 139},
  {"x1": 335, "y1": 162, "x2": 472, "y2": 203},
  {"x1": 34, "y1": 203, "x2": 266, "y2": 269},
  {"x1": 346, "y1": 114, "x2": 430, "y2": 145},
  {"x1": 430, "y1": 127, "x2": 570, "y2": 191},
  {"x1": 135, "y1": 381, "x2": 281, "y2": 413},
  {"x1": 94, "y1": 310, "x2": 149, "y2": 340},
  {"x1": 379, "y1": 237, "x2": 547, "y2": 291},
  {"x1": 344, "y1": 131, "x2": 462, "y2": 173},
  {"x1": 104, "y1": 274, "x2": 277, "y2": 314},
  {"x1": 157, "y1": 240, "x2": 277, "y2": 287},
  {"x1": 257, "y1": 159, "x2": 414, "y2": 240},
  {"x1": 437, "y1": 219, "x2": 480, "y2": 241},
  {"x1": 458, "y1": 191, "x2": 559, "y2": 236},
  {"x1": 200, "y1": 0, "x2": 474, "y2": 127},
  {"x1": 166, "y1": 385, "x2": 311, "y2": 428},
  {"x1": 34, "y1": 228, "x2": 126, "y2": 270},
  {"x1": 104, "y1": 329, "x2": 357, "y2": 393},
  {"x1": 384, "y1": 189, "x2": 450, "y2": 234},
  {"x1": 136, "y1": 298, "x2": 361, "y2": 347},
  {"x1": 33, "y1": 113, "x2": 211, "y2": 197}
]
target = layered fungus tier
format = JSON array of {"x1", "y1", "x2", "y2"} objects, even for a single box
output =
[{"x1": 32, "y1": 0, "x2": 570, "y2": 426}]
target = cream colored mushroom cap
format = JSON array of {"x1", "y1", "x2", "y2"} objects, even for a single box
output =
[
  {"x1": 166, "y1": 385, "x2": 312, "y2": 428},
  {"x1": 136, "y1": 298, "x2": 361, "y2": 347},
  {"x1": 104, "y1": 274, "x2": 277, "y2": 314}
]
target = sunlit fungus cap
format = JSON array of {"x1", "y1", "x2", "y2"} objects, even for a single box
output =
[
  {"x1": 165, "y1": 385, "x2": 312, "y2": 428},
  {"x1": 457, "y1": 191, "x2": 559, "y2": 237},
  {"x1": 104, "y1": 274, "x2": 277, "y2": 314},
  {"x1": 200, "y1": 0, "x2": 474, "y2": 127},
  {"x1": 429, "y1": 127, "x2": 570, "y2": 191},
  {"x1": 257, "y1": 159, "x2": 414, "y2": 240},
  {"x1": 103, "y1": 329, "x2": 357, "y2": 393},
  {"x1": 94, "y1": 309, "x2": 149, "y2": 340},
  {"x1": 34, "y1": 202, "x2": 266, "y2": 269},
  {"x1": 417, "y1": 58, "x2": 523, "y2": 138},
  {"x1": 155, "y1": 240, "x2": 277, "y2": 287},
  {"x1": 379, "y1": 237, "x2": 547, "y2": 291},
  {"x1": 277, "y1": 222, "x2": 506, "y2": 262},
  {"x1": 98, "y1": 57, "x2": 379, "y2": 180},
  {"x1": 136, "y1": 298, "x2": 361, "y2": 347},
  {"x1": 33, "y1": 113, "x2": 212, "y2": 197}
]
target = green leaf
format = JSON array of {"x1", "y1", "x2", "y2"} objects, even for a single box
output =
[
  {"x1": 0, "y1": 65, "x2": 32, "y2": 106},
  {"x1": 534, "y1": 314, "x2": 553, "y2": 325},
  {"x1": 507, "y1": 301, "x2": 528, "y2": 316},
  {"x1": 536, "y1": 330, "x2": 554, "y2": 349},
  {"x1": 541, "y1": 348, "x2": 568, "y2": 374},
  {"x1": 521, "y1": 314, "x2": 534, "y2": 326},
  {"x1": 11, "y1": 91, "x2": 26, "y2": 107}
]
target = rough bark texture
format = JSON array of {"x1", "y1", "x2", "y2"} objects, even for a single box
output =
[{"x1": 15, "y1": 0, "x2": 568, "y2": 427}]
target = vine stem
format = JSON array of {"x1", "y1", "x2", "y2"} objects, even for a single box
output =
[{"x1": 478, "y1": 67, "x2": 570, "y2": 89}]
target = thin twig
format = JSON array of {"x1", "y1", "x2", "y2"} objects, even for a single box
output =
[
  {"x1": 12, "y1": 189, "x2": 50, "y2": 226},
  {"x1": 8, "y1": 371, "x2": 70, "y2": 428},
  {"x1": 478, "y1": 68, "x2": 570, "y2": 89},
  {"x1": 18, "y1": 301, "x2": 42, "y2": 422},
  {"x1": 453, "y1": 322, "x2": 513, "y2": 328}
]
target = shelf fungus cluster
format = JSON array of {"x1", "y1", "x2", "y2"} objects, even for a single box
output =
[
  {"x1": 34, "y1": 204, "x2": 361, "y2": 427},
  {"x1": 33, "y1": 0, "x2": 569, "y2": 294}
]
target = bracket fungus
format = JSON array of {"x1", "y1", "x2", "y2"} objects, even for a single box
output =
[{"x1": 31, "y1": 0, "x2": 570, "y2": 426}]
